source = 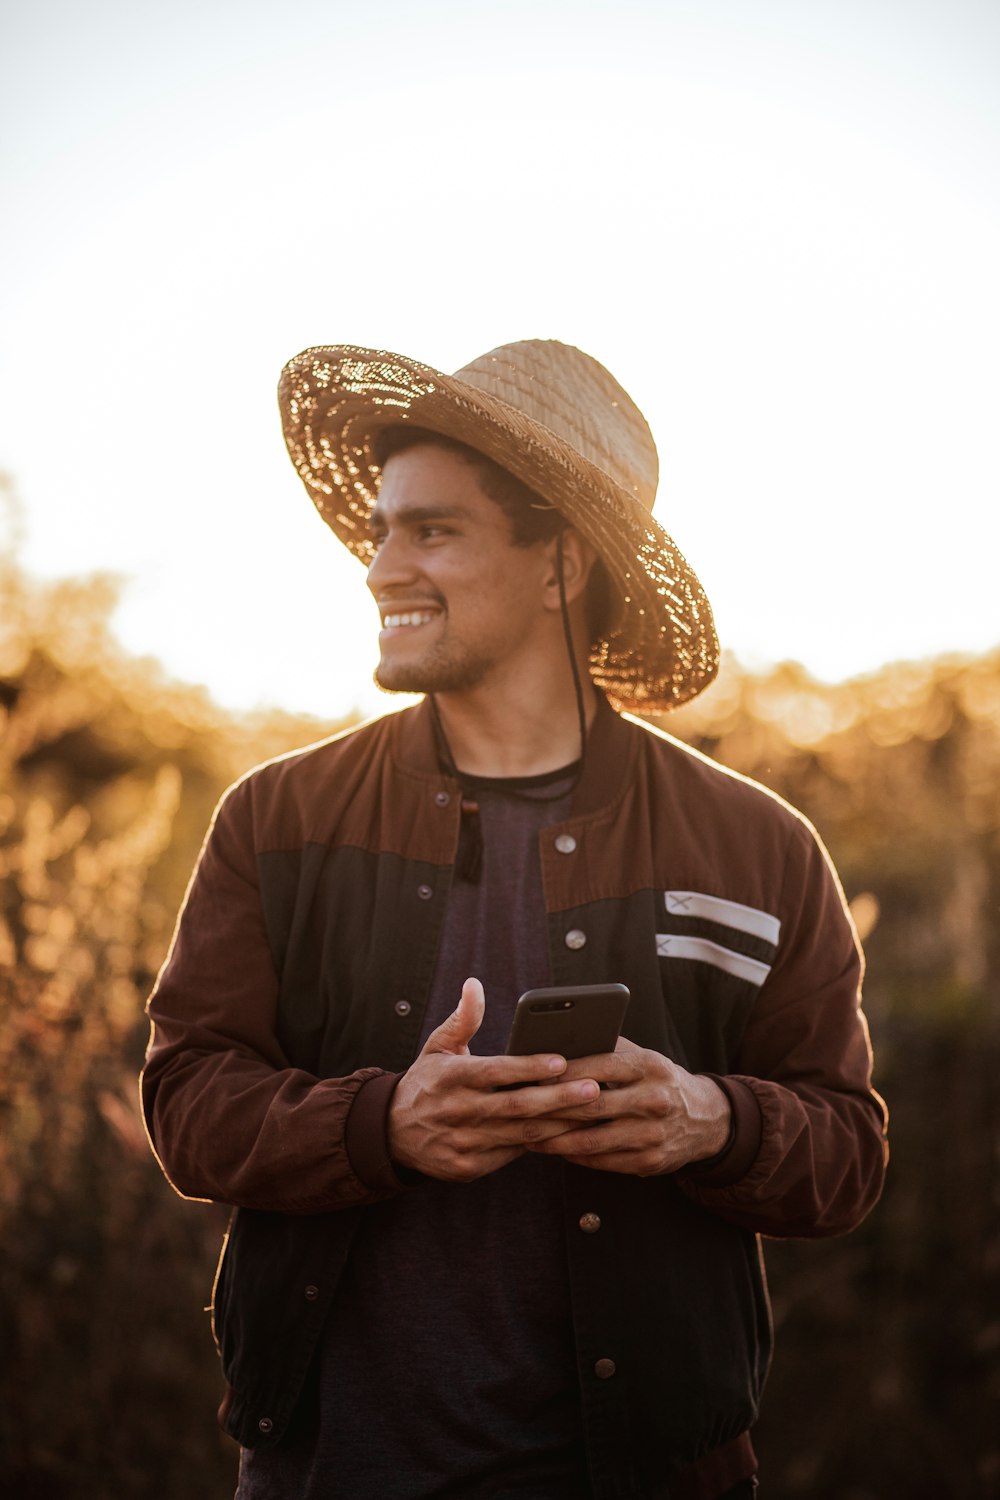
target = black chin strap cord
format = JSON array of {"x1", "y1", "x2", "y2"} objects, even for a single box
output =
[
  {"x1": 430, "y1": 531, "x2": 588, "y2": 885},
  {"x1": 556, "y1": 530, "x2": 589, "y2": 767}
]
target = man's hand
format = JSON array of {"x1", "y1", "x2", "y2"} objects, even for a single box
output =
[
  {"x1": 526, "y1": 1036, "x2": 732, "y2": 1177},
  {"x1": 387, "y1": 978, "x2": 602, "y2": 1182}
]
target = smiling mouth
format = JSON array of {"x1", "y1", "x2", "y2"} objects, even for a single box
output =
[{"x1": 380, "y1": 610, "x2": 440, "y2": 630}]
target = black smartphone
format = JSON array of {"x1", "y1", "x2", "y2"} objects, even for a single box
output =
[{"x1": 505, "y1": 983, "x2": 630, "y2": 1060}]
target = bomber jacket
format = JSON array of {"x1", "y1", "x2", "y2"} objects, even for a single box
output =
[{"x1": 142, "y1": 695, "x2": 887, "y2": 1500}]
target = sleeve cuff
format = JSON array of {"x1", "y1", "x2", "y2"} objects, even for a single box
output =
[
  {"x1": 676, "y1": 1075, "x2": 763, "y2": 1188},
  {"x1": 343, "y1": 1070, "x2": 413, "y2": 1193}
]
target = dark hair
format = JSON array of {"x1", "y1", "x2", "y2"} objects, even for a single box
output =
[{"x1": 372, "y1": 426, "x2": 613, "y2": 644}]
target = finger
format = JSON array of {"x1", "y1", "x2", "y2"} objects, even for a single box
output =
[
  {"x1": 486, "y1": 1077, "x2": 601, "y2": 1120},
  {"x1": 468, "y1": 1050, "x2": 569, "y2": 1088},
  {"x1": 414, "y1": 1050, "x2": 571, "y2": 1097},
  {"x1": 537, "y1": 1088, "x2": 621, "y2": 1124},
  {"x1": 560, "y1": 1049, "x2": 644, "y2": 1087},
  {"x1": 421, "y1": 976, "x2": 485, "y2": 1057},
  {"x1": 511, "y1": 1118, "x2": 597, "y2": 1148},
  {"x1": 528, "y1": 1121, "x2": 646, "y2": 1157},
  {"x1": 452, "y1": 1117, "x2": 589, "y2": 1153}
]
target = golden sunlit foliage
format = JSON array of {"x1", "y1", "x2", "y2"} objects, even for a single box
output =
[
  {"x1": 2, "y1": 486, "x2": 998, "y2": 1497},
  {"x1": 664, "y1": 650, "x2": 1000, "y2": 1025},
  {"x1": 0, "y1": 489, "x2": 347, "y2": 1497}
]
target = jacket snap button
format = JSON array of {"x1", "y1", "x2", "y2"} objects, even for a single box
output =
[
  {"x1": 594, "y1": 1358, "x2": 616, "y2": 1379},
  {"x1": 258, "y1": 1416, "x2": 274, "y2": 1433},
  {"x1": 304, "y1": 1285, "x2": 319, "y2": 1301},
  {"x1": 564, "y1": 928, "x2": 587, "y2": 950},
  {"x1": 554, "y1": 834, "x2": 577, "y2": 854},
  {"x1": 434, "y1": 791, "x2": 451, "y2": 807},
  {"x1": 579, "y1": 1212, "x2": 601, "y2": 1233},
  {"x1": 394, "y1": 1000, "x2": 412, "y2": 1016},
  {"x1": 417, "y1": 884, "x2": 433, "y2": 900}
]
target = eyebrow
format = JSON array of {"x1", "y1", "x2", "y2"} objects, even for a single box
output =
[{"x1": 367, "y1": 502, "x2": 469, "y2": 531}]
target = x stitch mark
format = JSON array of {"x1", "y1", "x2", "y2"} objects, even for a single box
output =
[{"x1": 666, "y1": 894, "x2": 692, "y2": 912}]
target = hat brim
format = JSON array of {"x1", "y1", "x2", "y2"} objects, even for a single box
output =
[{"x1": 278, "y1": 345, "x2": 719, "y2": 711}]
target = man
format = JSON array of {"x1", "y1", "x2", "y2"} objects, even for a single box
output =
[{"x1": 142, "y1": 339, "x2": 887, "y2": 1499}]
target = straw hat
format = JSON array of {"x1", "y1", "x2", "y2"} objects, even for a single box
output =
[{"x1": 278, "y1": 339, "x2": 719, "y2": 711}]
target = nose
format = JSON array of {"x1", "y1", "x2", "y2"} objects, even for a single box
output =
[{"x1": 366, "y1": 527, "x2": 416, "y2": 595}]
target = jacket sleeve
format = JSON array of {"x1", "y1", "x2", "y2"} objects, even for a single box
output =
[
  {"x1": 677, "y1": 815, "x2": 888, "y2": 1238},
  {"x1": 141, "y1": 779, "x2": 405, "y2": 1214}
]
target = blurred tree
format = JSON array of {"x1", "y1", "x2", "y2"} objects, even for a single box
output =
[{"x1": 0, "y1": 486, "x2": 348, "y2": 1497}]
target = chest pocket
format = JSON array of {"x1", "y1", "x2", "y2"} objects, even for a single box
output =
[{"x1": 656, "y1": 891, "x2": 780, "y2": 1073}]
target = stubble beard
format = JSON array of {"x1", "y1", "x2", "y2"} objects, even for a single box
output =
[{"x1": 374, "y1": 638, "x2": 497, "y2": 696}]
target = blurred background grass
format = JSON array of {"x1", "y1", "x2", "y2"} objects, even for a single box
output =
[{"x1": 1, "y1": 477, "x2": 998, "y2": 1499}]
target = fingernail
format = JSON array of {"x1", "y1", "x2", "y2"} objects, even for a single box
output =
[{"x1": 547, "y1": 1056, "x2": 566, "y2": 1073}]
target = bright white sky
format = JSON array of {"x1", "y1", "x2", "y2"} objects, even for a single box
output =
[{"x1": 2, "y1": 0, "x2": 998, "y2": 720}]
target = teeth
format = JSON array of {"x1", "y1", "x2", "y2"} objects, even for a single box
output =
[{"x1": 383, "y1": 611, "x2": 436, "y2": 629}]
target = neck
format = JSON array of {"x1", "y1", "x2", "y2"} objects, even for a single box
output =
[{"x1": 431, "y1": 672, "x2": 598, "y2": 778}]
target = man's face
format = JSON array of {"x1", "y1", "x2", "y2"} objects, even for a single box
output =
[{"x1": 366, "y1": 444, "x2": 554, "y2": 696}]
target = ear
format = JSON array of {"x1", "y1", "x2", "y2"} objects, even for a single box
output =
[{"x1": 540, "y1": 528, "x2": 598, "y2": 613}]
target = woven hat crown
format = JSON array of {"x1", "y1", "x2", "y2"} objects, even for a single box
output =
[{"x1": 456, "y1": 341, "x2": 659, "y2": 513}]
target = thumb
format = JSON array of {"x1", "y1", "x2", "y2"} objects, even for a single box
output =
[{"x1": 421, "y1": 977, "x2": 485, "y2": 1056}]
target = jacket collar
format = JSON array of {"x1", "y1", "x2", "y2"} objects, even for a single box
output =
[
  {"x1": 387, "y1": 692, "x2": 639, "y2": 814},
  {"x1": 570, "y1": 692, "x2": 639, "y2": 816}
]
